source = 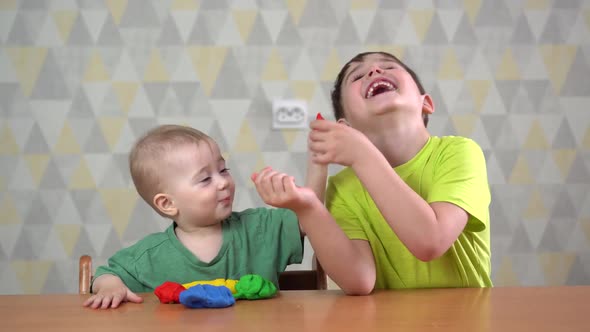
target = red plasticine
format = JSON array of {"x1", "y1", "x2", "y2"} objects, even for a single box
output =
[{"x1": 316, "y1": 113, "x2": 324, "y2": 120}]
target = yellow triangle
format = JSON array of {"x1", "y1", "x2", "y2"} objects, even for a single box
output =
[
  {"x1": 523, "y1": 120, "x2": 549, "y2": 149},
  {"x1": 508, "y1": 155, "x2": 534, "y2": 184},
  {"x1": 112, "y1": 82, "x2": 139, "y2": 113},
  {"x1": 582, "y1": 127, "x2": 590, "y2": 149},
  {"x1": 525, "y1": 0, "x2": 549, "y2": 9},
  {"x1": 98, "y1": 117, "x2": 126, "y2": 150},
  {"x1": 100, "y1": 189, "x2": 138, "y2": 238},
  {"x1": 467, "y1": 80, "x2": 491, "y2": 112},
  {"x1": 84, "y1": 52, "x2": 110, "y2": 82},
  {"x1": 262, "y1": 48, "x2": 289, "y2": 81},
  {"x1": 291, "y1": 80, "x2": 316, "y2": 100},
  {"x1": 451, "y1": 114, "x2": 477, "y2": 137},
  {"x1": 106, "y1": 0, "x2": 128, "y2": 25},
  {"x1": 234, "y1": 122, "x2": 259, "y2": 152},
  {"x1": 540, "y1": 45, "x2": 577, "y2": 94},
  {"x1": 320, "y1": 49, "x2": 343, "y2": 82},
  {"x1": 364, "y1": 45, "x2": 406, "y2": 60},
  {"x1": 70, "y1": 158, "x2": 95, "y2": 189},
  {"x1": 281, "y1": 130, "x2": 300, "y2": 149},
  {"x1": 6, "y1": 48, "x2": 48, "y2": 97},
  {"x1": 187, "y1": 46, "x2": 228, "y2": 96},
  {"x1": 0, "y1": 194, "x2": 21, "y2": 225},
  {"x1": 12, "y1": 260, "x2": 53, "y2": 294},
  {"x1": 53, "y1": 11, "x2": 78, "y2": 42},
  {"x1": 144, "y1": 49, "x2": 170, "y2": 82},
  {"x1": 463, "y1": 0, "x2": 482, "y2": 23},
  {"x1": 233, "y1": 10, "x2": 257, "y2": 42},
  {"x1": 0, "y1": 0, "x2": 16, "y2": 9},
  {"x1": 495, "y1": 256, "x2": 520, "y2": 286},
  {"x1": 286, "y1": 0, "x2": 307, "y2": 25},
  {"x1": 523, "y1": 188, "x2": 548, "y2": 218},
  {"x1": 438, "y1": 48, "x2": 464, "y2": 80},
  {"x1": 351, "y1": 0, "x2": 376, "y2": 9},
  {"x1": 409, "y1": 10, "x2": 435, "y2": 42},
  {"x1": 24, "y1": 154, "x2": 50, "y2": 186},
  {"x1": 0, "y1": 125, "x2": 19, "y2": 155},
  {"x1": 552, "y1": 149, "x2": 576, "y2": 179},
  {"x1": 54, "y1": 224, "x2": 82, "y2": 256},
  {"x1": 171, "y1": 0, "x2": 199, "y2": 10},
  {"x1": 539, "y1": 253, "x2": 575, "y2": 286},
  {"x1": 496, "y1": 49, "x2": 521, "y2": 80},
  {"x1": 54, "y1": 122, "x2": 81, "y2": 155}
]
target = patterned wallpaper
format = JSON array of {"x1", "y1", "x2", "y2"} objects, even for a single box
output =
[{"x1": 1, "y1": 0, "x2": 589, "y2": 294}]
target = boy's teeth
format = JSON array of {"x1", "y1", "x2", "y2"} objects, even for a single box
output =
[{"x1": 366, "y1": 81, "x2": 395, "y2": 98}]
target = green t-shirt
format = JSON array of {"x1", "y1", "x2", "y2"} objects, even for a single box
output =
[
  {"x1": 92, "y1": 208, "x2": 302, "y2": 293},
  {"x1": 326, "y1": 136, "x2": 491, "y2": 289}
]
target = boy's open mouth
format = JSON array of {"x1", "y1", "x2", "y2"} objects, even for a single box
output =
[{"x1": 365, "y1": 78, "x2": 398, "y2": 99}]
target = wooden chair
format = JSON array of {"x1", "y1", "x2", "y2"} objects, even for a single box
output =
[{"x1": 78, "y1": 254, "x2": 327, "y2": 294}]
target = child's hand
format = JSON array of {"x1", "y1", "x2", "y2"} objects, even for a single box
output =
[
  {"x1": 251, "y1": 167, "x2": 317, "y2": 212},
  {"x1": 309, "y1": 120, "x2": 372, "y2": 167},
  {"x1": 83, "y1": 284, "x2": 143, "y2": 309}
]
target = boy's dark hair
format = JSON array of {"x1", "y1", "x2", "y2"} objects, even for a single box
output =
[{"x1": 330, "y1": 51, "x2": 429, "y2": 127}]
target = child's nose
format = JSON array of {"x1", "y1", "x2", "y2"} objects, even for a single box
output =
[{"x1": 367, "y1": 65, "x2": 383, "y2": 77}]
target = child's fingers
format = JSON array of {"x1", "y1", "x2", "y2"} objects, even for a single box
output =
[
  {"x1": 271, "y1": 173, "x2": 288, "y2": 193},
  {"x1": 126, "y1": 290, "x2": 143, "y2": 303},
  {"x1": 110, "y1": 294, "x2": 124, "y2": 308},
  {"x1": 100, "y1": 295, "x2": 113, "y2": 309}
]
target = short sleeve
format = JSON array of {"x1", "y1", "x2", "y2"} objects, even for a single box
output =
[
  {"x1": 427, "y1": 138, "x2": 490, "y2": 232},
  {"x1": 91, "y1": 247, "x2": 147, "y2": 293},
  {"x1": 326, "y1": 175, "x2": 368, "y2": 241}
]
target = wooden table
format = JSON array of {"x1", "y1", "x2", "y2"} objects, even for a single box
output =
[{"x1": 1, "y1": 287, "x2": 588, "y2": 331}]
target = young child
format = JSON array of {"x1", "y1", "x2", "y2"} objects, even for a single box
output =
[
  {"x1": 83, "y1": 125, "x2": 304, "y2": 309},
  {"x1": 252, "y1": 51, "x2": 491, "y2": 295}
]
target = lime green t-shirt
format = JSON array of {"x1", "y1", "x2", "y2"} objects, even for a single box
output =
[{"x1": 326, "y1": 136, "x2": 491, "y2": 289}]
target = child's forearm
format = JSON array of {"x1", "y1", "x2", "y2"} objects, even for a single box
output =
[
  {"x1": 91, "y1": 274, "x2": 126, "y2": 293},
  {"x1": 305, "y1": 155, "x2": 328, "y2": 203},
  {"x1": 294, "y1": 200, "x2": 376, "y2": 295}
]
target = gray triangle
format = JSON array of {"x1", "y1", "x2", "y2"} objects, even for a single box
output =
[
  {"x1": 67, "y1": 15, "x2": 94, "y2": 45},
  {"x1": 276, "y1": 14, "x2": 303, "y2": 46},
  {"x1": 19, "y1": 0, "x2": 48, "y2": 9},
  {"x1": 207, "y1": 121, "x2": 230, "y2": 152},
  {"x1": 522, "y1": 80, "x2": 551, "y2": 110},
  {"x1": 565, "y1": 184, "x2": 588, "y2": 214},
  {"x1": 246, "y1": 86, "x2": 272, "y2": 118},
  {"x1": 210, "y1": 53, "x2": 250, "y2": 99},
  {"x1": 277, "y1": 46, "x2": 303, "y2": 76},
  {"x1": 378, "y1": 0, "x2": 407, "y2": 8},
  {"x1": 566, "y1": 155, "x2": 590, "y2": 184},
  {"x1": 259, "y1": 130, "x2": 289, "y2": 151},
  {"x1": 123, "y1": 203, "x2": 163, "y2": 243},
  {"x1": 39, "y1": 161, "x2": 67, "y2": 189},
  {"x1": 96, "y1": 15, "x2": 123, "y2": 46},
  {"x1": 510, "y1": 89, "x2": 535, "y2": 114},
  {"x1": 24, "y1": 194, "x2": 52, "y2": 225},
  {"x1": 200, "y1": 0, "x2": 229, "y2": 9},
  {"x1": 85, "y1": 191, "x2": 111, "y2": 225},
  {"x1": 428, "y1": 83, "x2": 448, "y2": 115},
  {"x1": 552, "y1": 119, "x2": 577, "y2": 148},
  {"x1": 475, "y1": 0, "x2": 512, "y2": 27},
  {"x1": 366, "y1": 12, "x2": 399, "y2": 44},
  {"x1": 489, "y1": 195, "x2": 513, "y2": 236},
  {"x1": 423, "y1": 13, "x2": 449, "y2": 45},
  {"x1": 511, "y1": 14, "x2": 536, "y2": 44},
  {"x1": 31, "y1": 52, "x2": 71, "y2": 99},
  {"x1": 299, "y1": 0, "x2": 338, "y2": 28},
  {"x1": 0, "y1": 156, "x2": 17, "y2": 185},
  {"x1": 494, "y1": 121, "x2": 520, "y2": 149},
  {"x1": 494, "y1": 150, "x2": 519, "y2": 180},
  {"x1": 561, "y1": 51, "x2": 590, "y2": 96},
  {"x1": 157, "y1": 15, "x2": 184, "y2": 46},
  {"x1": 334, "y1": 15, "x2": 361, "y2": 45},
  {"x1": 187, "y1": 12, "x2": 215, "y2": 44},
  {"x1": 495, "y1": 81, "x2": 521, "y2": 111},
  {"x1": 247, "y1": 14, "x2": 273, "y2": 45},
  {"x1": 83, "y1": 123, "x2": 110, "y2": 153},
  {"x1": 188, "y1": 85, "x2": 213, "y2": 116},
  {"x1": 42, "y1": 263, "x2": 67, "y2": 294},
  {"x1": 539, "y1": 10, "x2": 576, "y2": 43},
  {"x1": 99, "y1": 85, "x2": 125, "y2": 116},
  {"x1": 71, "y1": 190, "x2": 96, "y2": 223},
  {"x1": 0, "y1": 83, "x2": 20, "y2": 113},
  {"x1": 98, "y1": 159, "x2": 127, "y2": 188},
  {"x1": 481, "y1": 115, "x2": 507, "y2": 146},
  {"x1": 71, "y1": 229, "x2": 98, "y2": 258},
  {"x1": 452, "y1": 14, "x2": 477, "y2": 44},
  {"x1": 128, "y1": 117, "x2": 158, "y2": 138},
  {"x1": 119, "y1": 0, "x2": 160, "y2": 28},
  {"x1": 113, "y1": 153, "x2": 133, "y2": 186},
  {"x1": 0, "y1": 245, "x2": 5, "y2": 260},
  {"x1": 6, "y1": 14, "x2": 33, "y2": 45},
  {"x1": 53, "y1": 156, "x2": 83, "y2": 189},
  {"x1": 23, "y1": 123, "x2": 51, "y2": 153},
  {"x1": 565, "y1": 256, "x2": 590, "y2": 285},
  {"x1": 11, "y1": 225, "x2": 52, "y2": 259},
  {"x1": 157, "y1": 90, "x2": 184, "y2": 116},
  {"x1": 68, "y1": 88, "x2": 95, "y2": 118},
  {"x1": 550, "y1": 191, "x2": 577, "y2": 219},
  {"x1": 11, "y1": 190, "x2": 35, "y2": 222},
  {"x1": 99, "y1": 228, "x2": 124, "y2": 258},
  {"x1": 553, "y1": 0, "x2": 582, "y2": 9},
  {"x1": 538, "y1": 223, "x2": 564, "y2": 251},
  {"x1": 23, "y1": 11, "x2": 47, "y2": 43},
  {"x1": 509, "y1": 224, "x2": 533, "y2": 253},
  {"x1": 143, "y1": 82, "x2": 169, "y2": 113},
  {"x1": 170, "y1": 82, "x2": 200, "y2": 114},
  {"x1": 523, "y1": 150, "x2": 546, "y2": 180}
]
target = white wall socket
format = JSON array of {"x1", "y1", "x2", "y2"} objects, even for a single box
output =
[{"x1": 272, "y1": 99, "x2": 308, "y2": 129}]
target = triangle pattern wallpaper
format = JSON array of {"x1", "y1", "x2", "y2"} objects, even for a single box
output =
[{"x1": 1, "y1": 0, "x2": 590, "y2": 293}]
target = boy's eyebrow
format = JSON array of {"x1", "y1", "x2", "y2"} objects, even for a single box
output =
[{"x1": 344, "y1": 58, "x2": 398, "y2": 82}]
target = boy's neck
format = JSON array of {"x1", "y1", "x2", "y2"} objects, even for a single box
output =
[
  {"x1": 367, "y1": 120, "x2": 430, "y2": 168},
  {"x1": 175, "y1": 221, "x2": 223, "y2": 237},
  {"x1": 174, "y1": 222, "x2": 224, "y2": 263}
]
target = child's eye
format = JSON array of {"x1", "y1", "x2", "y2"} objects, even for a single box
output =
[
  {"x1": 200, "y1": 177, "x2": 211, "y2": 183},
  {"x1": 220, "y1": 168, "x2": 230, "y2": 174},
  {"x1": 351, "y1": 73, "x2": 364, "y2": 82}
]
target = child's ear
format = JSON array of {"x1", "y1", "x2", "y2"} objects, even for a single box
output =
[
  {"x1": 422, "y1": 94, "x2": 435, "y2": 115},
  {"x1": 337, "y1": 118, "x2": 351, "y2": 126},
  {"x1": 153, "y1": 193, "x2": 177, "y2": 218}
]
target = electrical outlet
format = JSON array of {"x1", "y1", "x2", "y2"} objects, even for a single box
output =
[{"x1": 272, "y1": 99, "x2": 308, "y2": 129}]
